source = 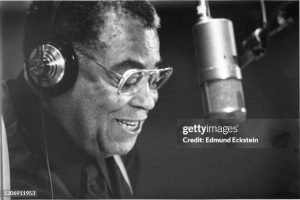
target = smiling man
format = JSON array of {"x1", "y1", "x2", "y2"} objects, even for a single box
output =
[{"x1": 2, "y1": 1, "x2": 172, "y2": 199}]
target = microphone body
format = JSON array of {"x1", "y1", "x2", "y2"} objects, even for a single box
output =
[{"x1": 193, "y1": 18, "x2": 246, "y2": 122}]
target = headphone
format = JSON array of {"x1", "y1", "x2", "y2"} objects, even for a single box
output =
[{"x1": 24, "y1": 1, "x2": 79, "y2": 97}]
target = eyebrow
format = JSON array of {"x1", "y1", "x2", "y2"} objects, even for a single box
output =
[{"x1": 111, "y1": 59, "x2": 165, "y2": 73}]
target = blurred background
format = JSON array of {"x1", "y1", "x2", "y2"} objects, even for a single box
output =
[{"x1": 1, "y1": 1, "x2": 299, "y2": 198}]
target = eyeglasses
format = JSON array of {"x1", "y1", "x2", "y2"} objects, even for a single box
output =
[{"x1": 89, "y1": 58, "x2": 173, "y2": 95}]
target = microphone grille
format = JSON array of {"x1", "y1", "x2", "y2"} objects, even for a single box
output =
[{"x1": 203, "y1": 78, "x2": 246, "y2": 122}]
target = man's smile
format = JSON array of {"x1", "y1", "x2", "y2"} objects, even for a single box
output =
[{"x1": 115, "y1": 118, "x2": 146, "y2": 135}]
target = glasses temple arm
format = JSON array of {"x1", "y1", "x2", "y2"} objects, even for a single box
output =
[{"x1": 93, "y1": 60, "x2": 123, "y2": 79}]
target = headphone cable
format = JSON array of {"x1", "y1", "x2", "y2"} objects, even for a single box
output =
[{"x1": 38, "y1": 82, "x2": 54, "y2": 199}]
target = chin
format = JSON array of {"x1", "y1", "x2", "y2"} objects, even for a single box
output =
[{"x1": 105, "y1": 137, "x2": 137, "y2": 156}]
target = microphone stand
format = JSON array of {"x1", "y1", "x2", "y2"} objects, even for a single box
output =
[{"x1": 240, "y1": 1, "x2": 295, "y2": 69}]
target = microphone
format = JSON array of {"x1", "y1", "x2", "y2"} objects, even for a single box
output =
[{"x1": 193, "y1": 0, "x2": 246, "y2": 123}]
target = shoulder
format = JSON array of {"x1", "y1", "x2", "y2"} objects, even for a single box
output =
[{"x1": 1, "y1": 78, "x2": 73, "y2": 198}]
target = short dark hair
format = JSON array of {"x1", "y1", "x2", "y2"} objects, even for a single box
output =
[{"x1": 23, "y1": 1, "x2": 160, "y2": 57}]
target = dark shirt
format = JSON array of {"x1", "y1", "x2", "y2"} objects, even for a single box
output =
[{"x1": 2, "y1": 72, "x2": 138, "y2": 199}]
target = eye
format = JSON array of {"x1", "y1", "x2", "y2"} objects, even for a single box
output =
[
  {"x1": 126, "y1": 73, "x2": 140, "y2": 84},
  {"x1": 123, "y1": 72, "x2": 143, "y2": 89}
]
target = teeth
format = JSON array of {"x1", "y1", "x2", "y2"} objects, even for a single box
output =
[{"x1": 117, "y1": 119, "x2": 140, "y2": 132}]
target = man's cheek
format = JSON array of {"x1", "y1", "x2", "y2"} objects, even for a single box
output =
[{"x1": 105, "y1": 94, "x2": 130, "y2": 110}]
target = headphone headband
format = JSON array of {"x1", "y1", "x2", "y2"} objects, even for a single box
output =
[{"x1": 49, "y1": 1, "x2": 62, "y2": 29}]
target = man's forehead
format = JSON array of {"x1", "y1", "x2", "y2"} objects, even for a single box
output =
[
  {"x1": 95, "y1": 11, "x2": 160, "y2": 70},
  {"x1": 99, "y1": 11, "x2": 159, "y2": 46}
]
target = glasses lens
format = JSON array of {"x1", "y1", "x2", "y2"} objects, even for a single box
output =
[
  {"x1": 120, "y1": 71, "x2": 144, "y2": 93},
  {"x1": 119, "y1": 68, "x2": 173, "y2": 94},
  {"x1": 150, "y1": 68, "x2": 173, "y2": 90}
]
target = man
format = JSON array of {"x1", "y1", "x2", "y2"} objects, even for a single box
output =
[{"x1": 2, "y1": 1, "x2": 172, "y2": 198}]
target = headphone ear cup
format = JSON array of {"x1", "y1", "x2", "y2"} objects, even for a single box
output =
[{"x1": 25, "y1": 39, "x2": 78, "y2": 97}]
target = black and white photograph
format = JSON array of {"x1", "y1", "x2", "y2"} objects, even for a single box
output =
[{"x1": 0, "y1": 0, "x2": 299, "y2": 199}]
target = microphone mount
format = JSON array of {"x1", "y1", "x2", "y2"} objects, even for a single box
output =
[
  {"x1": 240, "y1": 1, "x2": 296, "y2": 69},
  {"x1": 197, "y1": 0, "x2": 211, "y2": 21}
]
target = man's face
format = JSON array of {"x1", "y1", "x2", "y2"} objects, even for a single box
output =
[{"x1": 49, "y1": 12, "x2": 160, "y2": 157}]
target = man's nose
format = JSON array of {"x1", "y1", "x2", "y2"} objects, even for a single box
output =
[{"x1": 129, "y1": 83, "x2": 158, "y2": 111}]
